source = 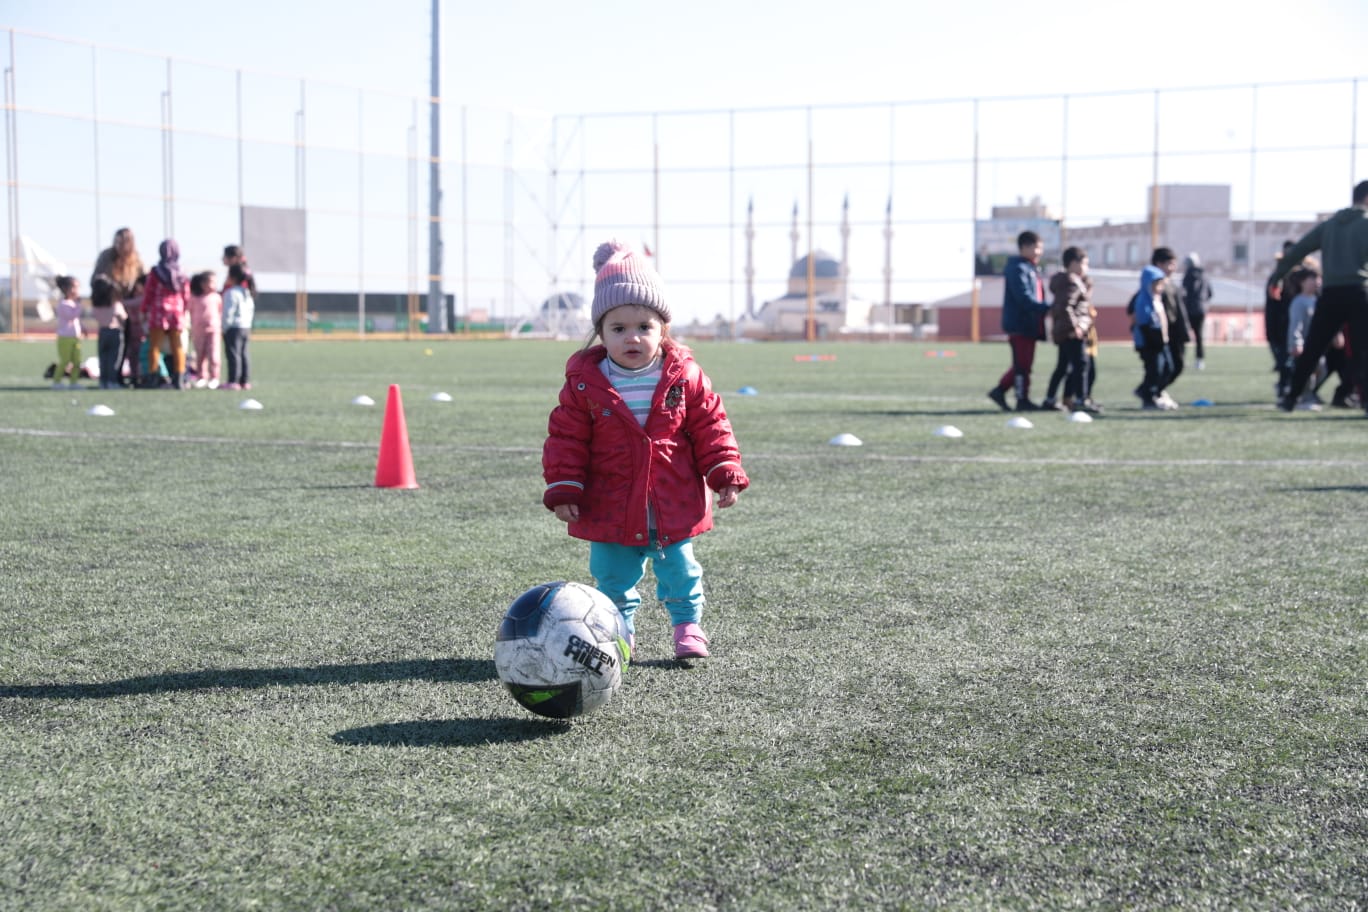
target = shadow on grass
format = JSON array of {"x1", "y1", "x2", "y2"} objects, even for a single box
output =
[
  {"x1": 867, "y1": 408, "x2": 1014, "y2": 419},
  {"x1": 1284, "y1": 485, "x2": 1368, "y2": 493},
  {"x1": 0, "y1": 657, "x2": 495, "y2": 699},
  {"x1": 864, "y1": 401, "x2": 1280, "y2": 420},
  {"x1": 633, "y1": 657, "x2": 703, "y2": 670},
  {"x1": 332, "y1": 716, "x2": 567, "y2": 747}
]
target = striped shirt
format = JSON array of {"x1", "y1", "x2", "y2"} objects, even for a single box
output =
[{"x1": 601, "y1": 355, "x2": 662, "y2": 427}]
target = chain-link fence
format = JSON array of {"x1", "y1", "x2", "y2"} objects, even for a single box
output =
[{"x1": 3, "y1": 26, "x2": 1364, "y2": 338}]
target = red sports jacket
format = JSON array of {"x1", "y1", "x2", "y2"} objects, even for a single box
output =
[{"x1": 542, "y1": 341, "x2": 749, "y2": 547}]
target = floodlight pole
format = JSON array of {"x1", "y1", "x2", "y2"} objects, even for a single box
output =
[{"x1": 427, "y1": 0, "x2": 445, "y2": 334}]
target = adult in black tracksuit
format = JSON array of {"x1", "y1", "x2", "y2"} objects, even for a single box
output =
[{"x1": 1274, "y1": 180, "x2": 1368, "y2": 413}]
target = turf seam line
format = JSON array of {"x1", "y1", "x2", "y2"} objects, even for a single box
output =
[{"x1": 4, "y1": 426, "x2": 1366, "y2": 468}]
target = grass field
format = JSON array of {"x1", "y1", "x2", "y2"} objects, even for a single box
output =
[{"x1": 1, "y1": 337, "x2": 1364, "y2": 911}]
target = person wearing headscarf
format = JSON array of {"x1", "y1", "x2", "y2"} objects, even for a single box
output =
[{"x1": 141, "y1": 238, "x2": 190, "y2": 388}]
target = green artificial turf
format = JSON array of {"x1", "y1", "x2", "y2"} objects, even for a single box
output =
[{"x1": 1, "y1": 338, "x2": 1364, "y2": 910}]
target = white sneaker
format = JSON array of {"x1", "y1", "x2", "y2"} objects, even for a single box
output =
[
  {"x1": 1157, "y1": 392, "x2": 1180, "y2": 410},
  {"x1": 1196, "y1": 359, "x2": 1205, "y2": 371},
  {"x1": 206, "y1": 379, "x2": 220, "y2": 390}
]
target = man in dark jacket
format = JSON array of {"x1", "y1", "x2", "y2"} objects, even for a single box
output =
[
  {"x1": 1274, "y1": 180, "x2": 1368, "y2": 413},
  {"x1": 987, "y1": 231, "x2": 1050, "y2": 412}
]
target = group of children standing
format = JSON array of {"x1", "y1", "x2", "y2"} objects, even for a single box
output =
[
  {"x1": 51, "y1": 235, "x2": 256, "y2": 391},
  {"x1": 986, "y1": 230, "x2": 1105, "y2": 415},
  {"x1": 1268, "y1": 250, "x2": 1360, "y2": 412},
  {"x1": 1129, "y1": 246, "x2": 1201, "y2": 411},
  {"x1": 987, "y1": 231, "x2": 1212, "y2": 414}
]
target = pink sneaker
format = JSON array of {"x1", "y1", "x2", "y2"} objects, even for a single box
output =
[{"x1": 672, "y1": 622, "x2": 710, "y2": 659}]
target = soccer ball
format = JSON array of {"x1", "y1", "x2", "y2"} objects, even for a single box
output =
[{"x1": 494, "y1": 581, "x2": 629, "y2": 719}]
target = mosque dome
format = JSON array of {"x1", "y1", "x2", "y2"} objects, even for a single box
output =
[{"x1": 789, "y1": 250, "x2": 842, "y2": 280}]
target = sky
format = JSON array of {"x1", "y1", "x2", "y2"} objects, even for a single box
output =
[
  {"x1": 4, "y1": 0, "x2": 1368, "y2": 325},
  {"x1": 6, "y1": 0, "x2": 1362, "y2": 114}
]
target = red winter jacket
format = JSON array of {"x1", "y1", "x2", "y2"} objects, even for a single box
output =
[
  {"x1": 140, "y1": 270, "x2": 187, "y2": 333},
  {"x1": 542, "y1": 341, "x2": 749, "y2": 547}
]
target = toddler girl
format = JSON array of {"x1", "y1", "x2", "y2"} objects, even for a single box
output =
[
  {"x1": 52, "y1": 276, "x2": 83, "y2": 388},
  {"x1": 188, "y1": 271, "x2": 223, "y2": 389},
  {"x1": 222, "y1": 263, "x2": 255, "y2": 390},
  {"x1": 543, "y1": 241, "x2": 749, "y2": 662}
]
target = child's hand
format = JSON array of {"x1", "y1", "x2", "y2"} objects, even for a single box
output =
[
  {"x1": 715, "y1": 485, "x2": 740, "y2": 509},
  {"x1": 553, "y1": 504, "x2": 579, "y2": 523}
]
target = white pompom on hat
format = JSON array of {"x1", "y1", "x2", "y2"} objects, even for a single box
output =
[{"x1": 591, "y1": 240, "x2": 669, "y2": 326}]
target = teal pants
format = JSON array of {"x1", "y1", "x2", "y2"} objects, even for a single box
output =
[{"x1": 589, "y1": 538, "x2": 704, "y2": 636}]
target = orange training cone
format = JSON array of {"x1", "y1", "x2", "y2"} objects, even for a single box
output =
[{"x1": 375, "y1": 384, "x2": 419, "y2": 489}]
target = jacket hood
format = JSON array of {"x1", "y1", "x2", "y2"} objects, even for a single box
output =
[
  {"x1": 1328, "y1": 205, "x2": 1366, "y2": 227},
  {"x1": 1048, "y1": 271, "x2": 1077, "y2": 295},
  {"x1": 1139, "y1": 265, "x2": 1165, "y2": 295}
]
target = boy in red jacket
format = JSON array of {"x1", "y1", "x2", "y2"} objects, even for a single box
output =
[{"x1": 543, "y1": 241, "x2": 749, "y2": 662}]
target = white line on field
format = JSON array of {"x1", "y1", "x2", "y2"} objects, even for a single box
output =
[{"x1": 4, "y1": 425, "x2": 1366, "y2": 469}]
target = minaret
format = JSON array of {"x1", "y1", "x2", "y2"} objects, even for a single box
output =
[
  {"x1": 840, "y1": 194, "x2": 851, "y2": 314},
  {"x1": 789, "y1": 201, "x2": 800, "y2": 271},
  {"x1": 745, "y1": 197, "x2": 756, "y2": 319}
]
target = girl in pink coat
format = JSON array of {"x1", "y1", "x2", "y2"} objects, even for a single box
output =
[
  {"x1": 187, "y1": 271, "x2": 223, "y2": 388},
  {"x1": 543, "y1": 241, "x2": 749, "y2": 663}
]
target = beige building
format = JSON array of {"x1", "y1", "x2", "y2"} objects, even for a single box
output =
[{"x1": 1064, "y1": 184, "x2": 1316, "y2": 277}]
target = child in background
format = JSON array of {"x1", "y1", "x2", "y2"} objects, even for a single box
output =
[
  {"x1": 1182, "y1": 252, "x2": 1213, "y2": 370},
  {"x1": 1132, "y1": 265, "x2": 1173, "y2": 410},
  {"x1": 222, "y1": 262, "x2": 255, "y2": 390},
  {"x1": 1047, "y1": 246, "x2": 1101, "y2": 414},
  {"x1": 1085, "y1": 297, "x2": 1101, "y2": 410},
  {"x1": 223, "y1": 244, "x2": 246, "y2": 270},
  {"x1": 987, "y1": 230, "x2": 1050, "y2": 412},
  {"x1": 52, "y1": 276, "x2": 84, "y2": 389},
  {"x1": 1155, "y1": 248, "x2": 1190, "y2": 402},
  {"x1": 188, "y1": 271, "x2": 223, "y2": 389},
  {"x1": 221, "y1": 244, "x2": 255, "y2": 296},
  {"x1": 141, "y1": 239, "x2": 190, "y2": 389},
  {"x1": 122, "y1": 273, "x2": 147, "y2": 388},
  {"x1": 90, "y1": 273, "x2": 128, "y2": 390},
  {"x1": 542, "y1": 240, "x2": 749, "y2": 662},
  {"x1": 1286, "y1": 267, "x2": 1324, "y2": 410}
]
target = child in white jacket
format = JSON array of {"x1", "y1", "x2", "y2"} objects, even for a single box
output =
[{"x1": 221, "y1": 263, "x2": 255, "y2": 390}]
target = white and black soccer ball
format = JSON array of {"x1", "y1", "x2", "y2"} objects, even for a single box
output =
[{"x1": 494, "y1": 581, "x2": 629, "y2": 719}]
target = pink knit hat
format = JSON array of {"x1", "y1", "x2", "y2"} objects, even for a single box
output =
[{"x1": 591, "y1": 240, "x2": 670, "y2": 326}]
